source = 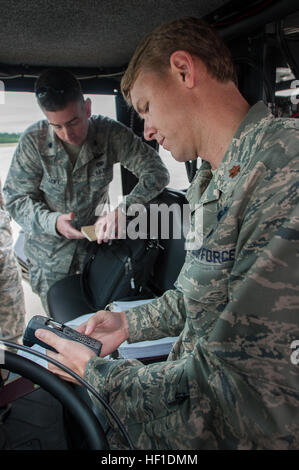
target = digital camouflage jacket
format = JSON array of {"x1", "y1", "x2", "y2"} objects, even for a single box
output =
[
  {"x1": 3, "y1": 115, "x2": 169, "y2": 275},
  {"x1": 85, "y1": 102, "x2": 299, "y2": 449}
]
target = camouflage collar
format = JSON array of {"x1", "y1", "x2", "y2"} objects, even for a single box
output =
[
  {"x1": 186, "y1": 159, "x2": 213, "y2": 210},
  {"x1": 37, "y1": 120, "x2": 57, "y2": 156},
  {"x1": 40, "y1": 118, "x2": 96, "y2": 166},
  {"x1": 187, "y1": 101, "x2": 272, "y2": 210}
]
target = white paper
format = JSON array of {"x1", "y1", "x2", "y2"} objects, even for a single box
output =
[
  {"x1": 113, "y1": 298, "x2": 178, "y2": 360},
  {"x1": 112, "y1": 298, "x2": 154, "y2": 311}
]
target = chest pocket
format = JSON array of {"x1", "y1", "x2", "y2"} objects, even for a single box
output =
[
  {"x1": 88, "y1": 163, "x2": 113, "y2": 184},
  {"x1": 85, "y1": 159, "x2": 113, "y2": 198},
  {"x1": 39, "y1": 175, "x2": 67, "y2": 212}
]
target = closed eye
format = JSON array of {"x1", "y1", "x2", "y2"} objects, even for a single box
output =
[
  {"x1": 136, "y1": 101, "x2": 149, "y2": 118},
  {"x1": 50, "y1": 117, "x2": 80, "y2": 129}
]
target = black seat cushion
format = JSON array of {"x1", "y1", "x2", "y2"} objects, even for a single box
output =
[{"x1": 47, "y1": 274, "x2": 93, "y2": 323}]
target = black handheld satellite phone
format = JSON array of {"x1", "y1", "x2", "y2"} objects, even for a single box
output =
[{"x1": 23, "y1": 315, "x2": 102, "y2": 355}]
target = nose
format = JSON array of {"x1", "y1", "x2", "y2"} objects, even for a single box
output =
[
  {"x1": 143, "y1": 121, "x2": 157, "y2": 142},
  {"x1": 62, "y1": 126, "x2": 74, "y2": 142}
]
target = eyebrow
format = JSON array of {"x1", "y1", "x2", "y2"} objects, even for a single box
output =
[{"x1": 49, "y1": 116, "x2": 79, "y2": 127}]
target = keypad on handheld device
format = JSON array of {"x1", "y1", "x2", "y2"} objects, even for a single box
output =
[{"x1": 23, "y1": 315, "x2": 102, "y2": 355}]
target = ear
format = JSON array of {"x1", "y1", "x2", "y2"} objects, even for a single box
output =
[
  {"x1": 169, "y1": 51, "x2": 195, "y2": 88},
  {"x1": 84, "y1": 97, "x2": 92, "y2": 118}
]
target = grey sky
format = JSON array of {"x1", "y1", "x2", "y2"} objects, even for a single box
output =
[{"x1": 0, "y1": 91, "x2": 116, "y2": 133}]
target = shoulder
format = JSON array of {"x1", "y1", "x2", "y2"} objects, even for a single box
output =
[
  {"x1": 242, "y1": 118, "x2": 299, "y2": 213},
  {"x1": 89, "y1": 115, "x2": 135, "y2": 151},
  {"x1": 91, "y1": 114, "x2": 133, "y2": 136},
  {"x1": 258, "y1": 117, "x2": 299, "y2": 171},
  {"x1": 18, "y1": 119, "x2": 50, "y2": 147}
]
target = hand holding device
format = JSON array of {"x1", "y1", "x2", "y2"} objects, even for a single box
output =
[{"x1": 23, "y1": 315, "x2": 102, "y2": 355}]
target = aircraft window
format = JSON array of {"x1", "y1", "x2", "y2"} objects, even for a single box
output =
[
  {"x1": 159, "y1": 146, "x2": 190, "y2": 190},
  {"x1": 0, "y1": 91, "x2": 121, "y2": 219}
]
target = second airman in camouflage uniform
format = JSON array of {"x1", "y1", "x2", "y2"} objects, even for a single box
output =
[
  {"x1": 3, "y1": 68, "x2": 169, "y2": 312},
  {"x1": 35, "y1": 18, "x2": 299, "y2": 449}
]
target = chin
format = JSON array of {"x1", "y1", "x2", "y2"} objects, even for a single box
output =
[
  {"x1": 69, "y1": 138, "x2": 81, "y2": 146},
  {"x1": 171, "y1": 151, "x2": 194, "y2": 163}
]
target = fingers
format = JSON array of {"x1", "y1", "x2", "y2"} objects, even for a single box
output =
[
  {"x1": 75, "y1": 322, "x2": 87, "y2": 334},
  {"x1": 95, "y1": 210, "x2": 119, "y2": 244},
  {"x1": 95, "y1": 220, "x2": 114, "y2": 244},
  {"x1": 64, "y1": 213, "x2": 85, "y2": 239},
  {"x1": 84, "y1": 311, "x2": 106, "y2": 335},
  {"x1": 75, "y1": 311, "x2": 108, "y2": 339},
  {"x1": 66, "y1": 226, "x2": 86, "y2": 240},
  {"x1": 56, "y1": 213, "x2": 85, "y2": 239},
  {"x1": 35, "y1": 328, "x2": 65, "y2": 353},
  {"x1": 35, "y1": 328, "x2": 96, "y2": 382},
  {"x1": 35, "y1": 329, "x2": 76, "y2": 380},
  {"x1": 116, "y1": 210, "x2": 126, "y2": 238},
  {"x1": 95, "y1": 220, "x2": 106, "y2": 244}
]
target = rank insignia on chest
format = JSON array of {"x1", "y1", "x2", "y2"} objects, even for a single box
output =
[{"x1": 228, "y1": 165, "x2": 240, "y2": 178}]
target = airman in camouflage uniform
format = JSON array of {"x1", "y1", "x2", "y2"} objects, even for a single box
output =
[
  {"x1": 36, "y1": 19, "x2": 299, "y2": 449},
  {"x1": 82, "y1": 101, "x2": 299, "y2": 450},
  {"x1": 0, "y1": 180, "x2": 25, "y2": 341},
  {"x1": 3, "y1": 69, "x2": 169, "y2": 312}
]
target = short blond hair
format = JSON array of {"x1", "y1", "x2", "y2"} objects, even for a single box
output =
[{"x1": 121, "y1": 17, "x2": 237, "y2": 105}]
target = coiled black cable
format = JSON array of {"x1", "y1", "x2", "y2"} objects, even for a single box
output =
[{"x1": 0, "y1": 340, "x2": 134, "y2": 450}]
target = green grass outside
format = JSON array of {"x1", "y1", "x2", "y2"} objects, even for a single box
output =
[{"x1": 0, "y1": 133, "x2": 21, "y2": 144}]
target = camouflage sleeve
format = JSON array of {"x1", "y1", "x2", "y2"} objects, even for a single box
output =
[
  {"x1": 84, "y1": 352, "x2": 193, "y2": 449},
  {"x1": 84, "y1": 290, "x2": 192, "y2": 448},
  {"x1": 124, "y1": 288, "x2": 186, "y2": 343},
  {"x1": 208, "y1": 154, "x2": 299, "y2": 388},
  {"x1": 108, "y1": 120, "x2": 169, "y2": 207},
  {"x1": 189, "y1": 149, "x2": 299, "y2": 448},
  {"x1": 3, "y1": 134, "x2": 61, "y2": 236},
  {"x1": 0, "y1": 182, "x2": 25, "y2": 340}
]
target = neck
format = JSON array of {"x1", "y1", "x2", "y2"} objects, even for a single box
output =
[{"x1": 194, "y1": 80, "x2": 250, "y2": 169}]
